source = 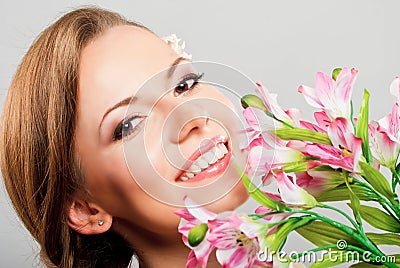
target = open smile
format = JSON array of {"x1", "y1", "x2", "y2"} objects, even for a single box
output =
[{"x1": 175, "y1": 135, "x2": 231, "y2": 183}]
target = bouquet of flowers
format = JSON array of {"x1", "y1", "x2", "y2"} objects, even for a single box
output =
[{"x1": 176, "y1": 67, "x2": 400, "y2": 268}]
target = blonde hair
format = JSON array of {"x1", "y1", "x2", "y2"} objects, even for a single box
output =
[{"x1": 1, "y1": 7, "x2": 148, "y2": 267}]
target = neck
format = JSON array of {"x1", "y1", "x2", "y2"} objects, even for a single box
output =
[{"x1": 113, "y1": 219, "x2": 220, "y2": 268}]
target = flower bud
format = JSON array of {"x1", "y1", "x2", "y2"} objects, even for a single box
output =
[
  {"x1": 241, "y1": 94, "x2": 267, "y2": 113},
  {"x1": 188, "y1": 223, "x2": 208, "y2": 247},
  {"x1": 332, "y1": 67, "x2": 342, "y2": 81}
]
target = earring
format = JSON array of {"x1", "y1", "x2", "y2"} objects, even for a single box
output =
[{"x1": 98, "y1": 220, "x2": 104, "y2": 226}]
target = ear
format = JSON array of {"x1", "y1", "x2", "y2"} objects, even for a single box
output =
[{"x1": 67, "y1": 196, "x2": 113, "y2": 235}]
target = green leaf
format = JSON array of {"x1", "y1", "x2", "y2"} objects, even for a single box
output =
[
  {"x1": 296, "y1": 221, "x2": 364, "y2": 248},
  {"x1": 310, "y1": 250, "x2": 359, "y2": 268},
  {"x1": 355, "y1": 89, "x2": 372, "y2": 164},
  {"x1": 272, "y1": 217, "x2": 313, "y2": 251},
  {"x1": 241, "y1": 94, "x2": 267, "y2": 113},
  {"x1": 316, "y1": 184, "x2": 377, "y2": 202},
  {"x1": 367, "y1": 232, "x2": 400, "y2": 247},
  {"x1": 188, "y1": 223, "x2": 208, "y2": 247},
  {"x1": 239, "y1": 167, "x2": 287, "y2": 212},
  {"x1": 359, "y1": 162, "x2": 395, "y2": 201},
  {"x1": 345, "y1": 173, "x2": 363, "y2": 226},
  {"x1": 358, "y1": 205, "x2": 400, "y2": 233},
  {"x1": 272, "y1": 128, "x2": 332, "y2": 145}
]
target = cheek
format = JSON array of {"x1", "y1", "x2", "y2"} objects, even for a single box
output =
[{"x1": 81, "y1": 147, "x2": 181, "y2": 232}]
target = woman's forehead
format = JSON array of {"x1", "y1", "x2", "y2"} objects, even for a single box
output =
[{"x1": 79, "y1": 25, "x2": 176, "y2": 91}]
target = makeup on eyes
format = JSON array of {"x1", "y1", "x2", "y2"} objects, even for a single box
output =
[{"x1": 173, "y1": 72, "x2": 204, "y2": 97}]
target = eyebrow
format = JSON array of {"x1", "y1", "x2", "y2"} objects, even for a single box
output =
[
  {"x1": 99, "y1": 96, "x2": 136, "y2": 129},
  {"x1": 99, "y1": 57, "x2": 186, "y2": 130},
  {"x1": 167, "y1": 56, "x2": 187, "y2": 78}
]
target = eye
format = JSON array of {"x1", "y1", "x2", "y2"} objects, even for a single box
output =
[
  {"x1": 112, "y1": 115, "x2": 146, "y2": 141},
  {"x1": 174, "y1": 72, "x2": 204, "y2": 96}
]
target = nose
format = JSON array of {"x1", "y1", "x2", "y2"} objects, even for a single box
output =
[
  {"x1": 178, "y1": 116, "x2": 209, "y2": 142},
  {"x1": 163, "y1": 101, "x2": 210, "y2": 144}
]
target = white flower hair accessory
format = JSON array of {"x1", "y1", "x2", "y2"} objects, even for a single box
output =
[{"x1": 161, "y1": 34, "x2": 192, "y2": 60}]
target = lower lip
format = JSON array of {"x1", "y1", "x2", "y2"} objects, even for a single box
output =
[{"x1": 179, "y1": 151, "x2": 232, "y2": 183}]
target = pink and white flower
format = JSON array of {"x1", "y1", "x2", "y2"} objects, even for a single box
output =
[
  {"x1": 368, "y1": 121, "x2": 400, "y2": 169},
  {"x1": 246, "y1": 145, "x2": 304, "y2": 184},
  {"x1": 176, "y1": 197, "x2": 217, "y2": 268},
  {"x1": 298, "y1": 67, "x2": 358, "y2": 120},
  {"x1": 256, "y1": 82, "x2": 295, "y2": 126},
  {"x1": 306, "y1": 117, "x2": 363, "y2": 172},
  {"x1": 208, "y1": 213, "x2": 271, "y2": 268},
  {"x1": 367, "y1": 77, "x2": 400, "y2": 168},
  {"x1": 241, "y1": 107, "x2": 284, "y2": 151},
  {"x1": 274, "y1": 172, "x2": 317, "y2": 208}
]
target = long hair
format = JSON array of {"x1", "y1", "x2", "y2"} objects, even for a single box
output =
[{"x1": 0, "y1": 7, "x2": 148, "y2": 267}]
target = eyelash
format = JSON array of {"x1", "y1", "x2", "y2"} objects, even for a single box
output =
[
  {"x1": 112, "y1": 114, "x2": 146, "y2": 141},
  {"x1": 173, "y1": 72, "x2": 204, "y2": 96}
]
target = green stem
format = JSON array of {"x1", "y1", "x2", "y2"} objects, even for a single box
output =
[
  {"x1": 391, "y1": 169, "x2": 400, "y2": 194},
  {"x1": 344, "y1": 172, "x2": 365, "y2": 234},
  {"x1": 318, "y1": 203, "x2": 361, "y2": 233},
  {"x1": 267, "y1": 215, "x2": 314, "y2": 228},
  {"x1": 265, "y1": 111, "x2": 295, "y2": 129},
  {"x1": 352, "y1": 178, "x2": 400, "y2": 219}
]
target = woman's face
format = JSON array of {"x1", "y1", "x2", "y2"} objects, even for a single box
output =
[{"x1": 75, "y1": 25, "x2": 248, "y2": 236}]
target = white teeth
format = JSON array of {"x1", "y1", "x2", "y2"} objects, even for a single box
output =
[
  {"x1": 197, "y1": 158, "x2": 209, "y2": 169},
  {"x1": 179, "y1": 142, "x2": 229, "y2": 181},
  {"x1": 218, "y1": 143, "x2": 228, "y2": 154},
  {"x1": 216, "y1": 147, "x2": 224, "y2": 159},
  {"x1": 203, "y1": 151, "x2": 215, "y2": 163},
  {"x1": 186, "y1": 172, "x2": 195, "y2": 178},
  {"x1": 209, "y1": 148, "x2": 218, "y2": 164},
  {"x1": 189, "y1": 164, "x2": 201, "y2": 174}
]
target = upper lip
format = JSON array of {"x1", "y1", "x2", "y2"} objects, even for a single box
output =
[{"x1": 175, "y1": 135, "x2": 228, "y2": 181}]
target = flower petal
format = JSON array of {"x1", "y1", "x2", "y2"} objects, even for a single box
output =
[
  {"x1": 184, "y1": 196, "x2": 217, "y2": 222},
  {"x1": 327, "y1": 117, "x2": 354, "y2": 149},
  {"x1": 243, "y1": 107, "x2": 276, "y2": 132},
  {"x1": 274, "y1": 172, "x2": 317, "y2": 208},
  {"x1": 298, "y1": 85, "x2": 323, "y2": 108},
  {"x1": 390, "y1": 76, "x2": 400, "y2": 101}
]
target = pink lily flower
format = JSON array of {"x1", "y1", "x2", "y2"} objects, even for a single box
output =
[
  {"x1": 274, "y1": 172, "x2": 317, "y2": 208},
  {"x1": 306, "y1": 117, "x2": 362, "y2": 172},
  {"x1": 175, "y1": 197, "x2": 217, "y2": 268},
  {"x1": 314, "y1": 111, "x2": 332, "y2": 132},
  {"x1": 295, "y1": 170, "x2": 344, "y2": 196},
  {"x1": 298, "y1": 67, "x2": 358, "y2": 120},
  {"x1": 246, "y1": 145, "x2": 304, "y2": 184},
  {"x1": 378, "y1": 103, "x2": 400, "y2": 143},
  {"x1": 241, "y1": 107, "x2": 285, "y2": 151},
  {"x1": 368, "y1": 77, "x2": 400, "y2": 168},
  {"x1": 256, "y1": 82, "x2": 295, "y2": 126},
  {"x1": 369, "y1": 120, "x2": 400, "y2": 169},
  {"x1": 306, "y1": 143, "x2": 356, "y2": 171},
  {"x1": 208, "y1": 213, "x2": 271, "y2": 268}
]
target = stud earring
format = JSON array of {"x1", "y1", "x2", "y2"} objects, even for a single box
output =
[{"x1": 98, "y1": 220, "x2": 104, "y2": 226}]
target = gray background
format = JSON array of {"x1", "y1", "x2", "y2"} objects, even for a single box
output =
[{"x1": 1, "y1": 1, "x2": 399, "y2": 267}]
